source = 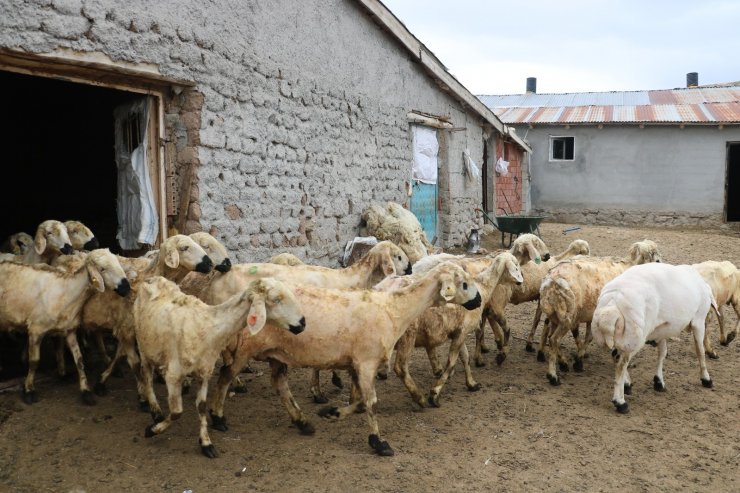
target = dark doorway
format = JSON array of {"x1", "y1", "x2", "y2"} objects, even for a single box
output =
[
  {"x1": 726, "y1": 143, "x2": 740, "y2": 221},
  {"x1": 0, "y1": 70, "x2": 142, "y2": 252},
  {"x1": 482, "y1": 140, "x2": 489, "y2": 211}
]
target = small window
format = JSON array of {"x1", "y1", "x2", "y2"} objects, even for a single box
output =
[{"x1": 550, "y1": 136, "x2": 574, "y2": 161}]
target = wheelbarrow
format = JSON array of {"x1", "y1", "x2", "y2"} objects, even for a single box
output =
[{"x1": 476, "y1": 208, "x2": 546, "y2": 247}]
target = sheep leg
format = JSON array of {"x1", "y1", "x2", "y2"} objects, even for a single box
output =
[
  {"x1": 355, "y1": 367, "x2": 393, "y2": 457},
  {"x1": 690, "y1": 322, "x2": 713, "y2": 388},
  {"x1": 611, "y1": 351, "x2": 632, "y2": 413},
  {"x1": 488, "y1": 311, "x2": 510, "y2": 365},
  {"x1": 310, "y1": 370, "x2": 328, "y2": 404},
  {"x1": 319, "y1": 367, "x2": 367, "y2": 420},
  {"x1": 54, "y1": 334, "x2": 68, "y2": 379},
  {"x1": 428, "y1": 335, "x2": 468, "y2": 407},
  {"x1": 720, "y1": 301, "x2": 739, "y2": 346},
  {"x1": 537, "y1": 318, "x2": 550, "y2": 362},
  {"x1": 425, "y1": 347, "x2": 443, "y2": 377},
  {"x1": 653, "y1": 339, "x2": 668, "y2": 392},
  {"x1": 65, "y1": 331, "x2": 95, "y2": 405},
  {"x1": 270, "y1": 360, "x2": 315, "y2": 435},
  {"x1": 196, "y1": 377, "x2": 218, "y2": 458},
  {"x1": 138, "y1": 360, "x2": 164, "y2": 422},
  {"x1": 458, "y1": 341, "x2": 481, "y2": 392},
  {"x1": 546, "y1": 324, "x2": 569, "y2": 385},
  {"x1": 94, "y1": 343, "x2": 127, "y2": 396},
  {"x1": 392, "y1": 332, "x2": 426, "y2": 408},
  {"x1": 473, "y1": 319, "x2": 487, "y2": 367},
  {"x1": 525, "y1": 304, "x2": 543, "y2": 353},
  {"x1": 145, "y1": 374, "x2": 184, "y2": 438},
  {"x1": 209, "y1": 362, "x2": 240, "y2": 432},
  {"x1": 703, "y1": 311, "x2": 719, "y2": 358},
  {"x1": 93, "y1": 331, "x2": 111, "y2": 366},
  {"x1": 22, "y1": 332, "x2": 42, "y2": 403},
  {"x1": 572, "y1": 323, "x2": 592, "y2": 372}
]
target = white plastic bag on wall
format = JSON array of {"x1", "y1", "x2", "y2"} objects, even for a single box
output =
[
  {"x1": 495, "y1": 157, "x2": 510, "y2": 176},
  {"x1": 463, "y1": 150, "x2": 480, "y2": 183}
]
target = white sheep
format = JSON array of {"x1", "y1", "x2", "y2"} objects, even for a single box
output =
[
  {"x1": 538, "y1": 240, "x2": 662, "y2": 385},
  {"x1": 691, "y1": 260, "x2": 740, "y2": 356},
  {"x1": 383, "y1": 252, "x2": 523, "y2": 408},
  {"x1": 64, "y1": 220, "x2": 99, "y2": 251},
  {"x1": 84, "y1": 235, "x2": 214, "y2": 405},
  {"x1": 268, "y1": 252, "x2": 305, "y2": 266},
  {"x1": 361, "y1": 202, "x2": 432, "y2": 264},
  {"x1": 134, "y1": 276, "x2": 305, "y2": 458},
  {"x1": 0, "y1": 232, "x2": 34, "y2": 256},
  {"x1": 0, "y1": 249, "x2": 130, "y2": 405},
  {"x1": 207, "y1": 262, "x2": 481, "y2": 457},
  {"x1": 592, "y1": 262, "x2": 717, "y2": 413}
]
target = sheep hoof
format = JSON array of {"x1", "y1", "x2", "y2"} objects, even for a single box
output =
[
  {"x1": 623, "y1": 383, "x2": 632, "y2": 395},
  {"x1": 318, "y1": 406, "x2": 340, "y2": 419},
  {"x1": 546, "y1": 374, "x2": 560, "y2": 386},
  {"x1": 376, "y1": 370, "x2": 388, "y2": 380},
  {"x1": 495, "y1": 353, "x2": 507, "y2": 366},
  {"x1": 138, "y1": 400, "x2": 151, "y2": 413},
  {"x1": 232, "y1": 384, "x2": 248, "y2": 394},
  {"x1": 201, "y1": 444, "x2": 219, "y2": 459},
  {"x1": 724, "y1": 332, "x2": 736, "y2": 345},
  {"x1": 331, "y1": 373, "x2": 344, "y2": 388},
  {"x1": 209, "y1": 413, "x2": 228, "y2": 432},
  {"x1": 573, "y1": 358, "x2": 584, "y2": 373},
  {"x1": 525, "y1": 343, "x2": 535, "y2": 353},
  {"x1": 536, "y1": 351, "x2": 546, "y2": 363},
  {"x1": 93, "y1": 382, "x2": 108, "y2": 396},
  {"x1": 480, "y1": 343, "x2": 490, "y2": 354},
  {"x1": 78, "y1": 390, "x2": 95, "y2": 406},
  {"x1": 653, "y1": 376, "x2": 666, "y2": 392},
  {"x1": 151, "y1": 413, "x2": 165, "y2": 424},
  {"x1": 294, "y1": 420, "x2": 315, "y2": 435},
  {"x1": 21, "y1": 389, "x2": 38, "y2": 404},
  {"x1": 427, "y1": 395, "x2": 440, "y2": 408},
  {"x1": 467, "y1": 382, "x2": 482, "y2": 392},
  {"x1": 144, "y1": 424, "x2": 157, "y2": 438},
  {"x1": 474, "y1": 359, "x2": 486, "y2": 368},
  {"x1": 646, "y1": 340, "x2": 657, "y2": 347},
  {"x1": 368, "y1": 434, "x2": 395, "y2": 457},
  {"x1": 613, "y1": 401, "x2": 629, "y2": 414},
  {"x1": 312, "y1": 394, "x2": 329, "y2": 404},
  {"x1": 706, "y1": 351, "x2": 719, "y2": 360},
  {"x1": 241, "y1": 366, "x2": 255, "y2": 374},
  {"x1": 701, "y1": 378, "x2": 713, "y2": 389},
  {"x1": 611, "y1": 348, "x2": 619, "y2": 359}
]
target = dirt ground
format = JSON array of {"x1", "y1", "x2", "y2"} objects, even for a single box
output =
[{"x1": 1, "y1": 222, "x2": 739, "y2": 493}]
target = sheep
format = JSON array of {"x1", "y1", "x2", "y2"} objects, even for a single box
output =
[
  {"x1": 0, "y1": 232, "x2": 34, "y2": 256},
  {"x1": 691, "y1": 260, "x2": 740, "y2": 357},
  {"x1": 591, "y1": 262, "x2": 717, "y2": 413},
  {"x1": 207, "y1": 262, "x2": 481, "y2": 457},
  {"x1": 0, "y1": 249, "x2": 130, "y2": 404},
  {"x1": 23, "y1": 220, "x2": 74, "y2": 264},
  {"x1": 84, "y1": 235, "x2": 214, "y2": 404},
  {"x1": 133, "y1": 276, "x2": 305, "y2": 458},
  {"x1": 520, "y1": 239, "x2": 592, "y2": 353},
  {"x1": 383, "y1": 252, "x2": 523, "y2": 408},
  {"x1": 538, "y1": 240, "x2": 662, "y2": 385},
  {"x1": 64, "y1": 220, "x2": 99, "y2": 251},
  {"x1": 361, "y1": 202, "x2": 432, "y2": 264},
  {"x1": 269, "y1": 252, "x2": 305, "y2": 266}
]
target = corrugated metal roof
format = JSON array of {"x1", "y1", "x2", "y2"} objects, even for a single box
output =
[{"x1": 479, "y1": 86, "x2": 740, "y2": 124}]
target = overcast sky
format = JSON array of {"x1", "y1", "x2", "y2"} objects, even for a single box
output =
[{"x1": 381, "y1": 0, "x2": 740, "y2": 95}]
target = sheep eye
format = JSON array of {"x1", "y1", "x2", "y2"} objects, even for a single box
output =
[
  {"x1": 462, "y1": 282, "x2": 468, "y2": 290},
  {"x1": 179, "y1": 246, "x2": 189, "y2": 252},
  {"x1": 273, "y1": 298, "x2": 281, "y2": 305},
  {"x1": 397, "y1": 255, "x2": 402, "y2": 261}
]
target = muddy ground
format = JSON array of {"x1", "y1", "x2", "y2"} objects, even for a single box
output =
[{"x1": 1, "y1": 222, "x2": 739, "y2": 493}]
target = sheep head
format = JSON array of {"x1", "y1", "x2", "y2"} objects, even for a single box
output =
[
  {"x1": 34, "y1": 220, "x2": 73, "y2": 255},
  {"x1": 9, "y1": 232, "x2": 33, "y2": 256},
  {"x1": 161, "y1": 234, "x2": 213, "y2": 273},
  {"x1": 492, "y1": 252, "x2": 524, "y2": 286},
  {"x1": 628, "y1": 240, "x2": 661, "y2": 265},
  {"x1": 434, "y1": 262, "x2": 481, "y2": 310},
  {"x1": 86, "y1": 249, "x2": 130, "y2": 296},
  {"x1": 370, "y1": 241, "x2": 412, "y2": 277},
  {"x1": 190, "y1": 231, "x2": 231, "y2": 273},
  {"x1": 243, "y1": 278, "x2": 305, "y2": 335},
  {"x1": 510, "y1": 234, "x2": 550, "y2": 266},
  {"x1": 65, "y1": 220, "x2": 98, "y2": 251},
  {"x1": 567, "y1": 239, "x2": 590, "y2": 256}
]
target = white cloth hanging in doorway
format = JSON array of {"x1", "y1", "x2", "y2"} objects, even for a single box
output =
[{"x1": 411, "y1": 125, "x2": 438, "y2": 184}]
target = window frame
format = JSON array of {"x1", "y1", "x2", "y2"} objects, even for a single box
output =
[{"x1": 549, "y1": 135, "x2": 575, "y2": 162}]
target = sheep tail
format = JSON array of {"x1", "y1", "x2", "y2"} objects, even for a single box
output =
[
  {"x1": 540, "y1": 278, "x2": 576, "y2": 328},
  {"x1": 592, "y1": 303, "x2": 623, "y2": 350}
]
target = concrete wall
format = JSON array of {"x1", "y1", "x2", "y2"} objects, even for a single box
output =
[
  {"x1": 1, "y1": 0, "x2": 491, "y2": 265},
  {"x1": 520, "y1": 124, "x2": 740, "y2": 227}
]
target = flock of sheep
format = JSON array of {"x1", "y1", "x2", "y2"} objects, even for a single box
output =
[{"x1": 0, "y1": 204, "x2": 737, "y2": 459}]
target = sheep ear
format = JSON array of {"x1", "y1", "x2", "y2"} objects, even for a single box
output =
[
  {"x1": 246, "y1": 295, "x2": 267, "y2": 335},
  {"x1": 164, "y1": 243, "x2": 180, "y2": 269},
  {"x1": 381, "y1": 257, "x2": 396, "y2": 276},
  {"x1": 526, "y1": 244, "x2": 540, "y2": 265},
  {"x1": 87, "y1": 264, "x2": 105, "y2": 292},
  {"x1": 508, "y1": 262, "x2": 523, "y2": 283},
  {"x1": 34, "y1": 229, "x2": 47, "y2": 255}
]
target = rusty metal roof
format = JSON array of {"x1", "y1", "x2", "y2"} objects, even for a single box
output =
[{"x1": 478, "y1": 86, "x2": 740, "y2": 125}]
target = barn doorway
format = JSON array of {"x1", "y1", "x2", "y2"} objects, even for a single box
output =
[
  {"x1": 726, "y1": 142, "x2": 740, "y2": 222},
  {"x1": 0, "y1": 70, "x2": 158, "y2": 253}
]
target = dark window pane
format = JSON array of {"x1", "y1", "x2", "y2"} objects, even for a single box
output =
[
  {"x1": 565, "y1": 137, "x2": 574, "y2": 159},
  {"x1": 552, "y1": 139, "x2": 564, "y2": 159}
]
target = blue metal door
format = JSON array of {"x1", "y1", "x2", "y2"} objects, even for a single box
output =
[{"x1": 410, "y1": 181, "x2": 437, "y2": 242}]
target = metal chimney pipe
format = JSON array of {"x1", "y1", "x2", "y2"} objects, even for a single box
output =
[
  {"x1": 526, "y1": 77, "x2": 537, "y2": 94},
  {"x1": 686, "y1": 72, "x2": 699, "y2": 88}
]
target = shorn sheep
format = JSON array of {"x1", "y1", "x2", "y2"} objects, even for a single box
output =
[
  {"x1": 691, "y1": 260, "x2": 739, "y2": 357},
  {"x1": 134, "y1": 276, "x2": 306, "y2": 458},
  {"x1": 207, "y1": 262, "x2": 481, "y2": 457},
  {"x1": 85, "y1": 235, "x2": 214, "y2": 404},
  {"x1": 0, "y1": 249, "x2": 130, "y2": 404},
  {"x1": 592, "y1": 262, "x2": 717, "y2": 413},
  {"x1": 64, "y1": 220, "x2": 99, "y2": 251},
  {"x1": 538, "y1": 240, "x2": 662, "y2": 385},
  {"x1": 384, "y1": 252, "x2": 523, "y2": 408}
]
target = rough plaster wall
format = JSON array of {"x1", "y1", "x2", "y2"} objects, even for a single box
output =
[
  {"x1": 520, "y1": 124, "x2": 740, "y2": 227},
  {"x1": 1, "y1": 0, "x2": 488, "y2": 264}
]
